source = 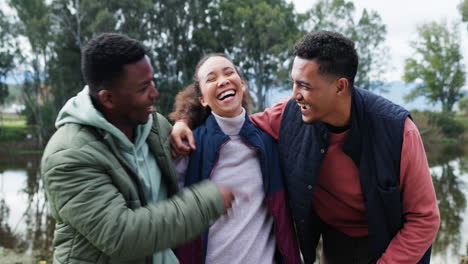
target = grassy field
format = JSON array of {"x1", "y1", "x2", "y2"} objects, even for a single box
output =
[
  {"x1": 0, "y1": 113, "x2": 30, "y2": 143},
  {"x1": 0, "y1": 113, "x2": 26, "y2": 126},
  {"x1": 454, "y1": 114, "x2": 468, "y2": 141}
]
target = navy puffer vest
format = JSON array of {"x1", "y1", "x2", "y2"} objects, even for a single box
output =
[{"x1": 278, "y1": 88, "x2": 431, "y2": 263}]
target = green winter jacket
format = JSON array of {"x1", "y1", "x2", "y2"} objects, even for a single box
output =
[{"x1": 41, "y1": 90, "x2": 224, "y2": 264}]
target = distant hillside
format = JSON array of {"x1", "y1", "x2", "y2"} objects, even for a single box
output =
[
  {"x1": 265, "y1": 81, "x2": 443, "y2": 112},
  {"x1": 376, "y1": 81, "x2": 441, "y2": 112}
]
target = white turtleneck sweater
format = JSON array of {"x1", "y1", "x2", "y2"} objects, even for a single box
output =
[{"x1": 175, "y1": 108, "x2": 276, "y2": 264}]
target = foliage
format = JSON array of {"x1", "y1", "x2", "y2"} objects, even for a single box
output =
[
  {"x1": 412, "y1": 110, "x2": 465, "y2": 142},
  {"x1": 302, "y1": 0, "x2": 388, "y2": 91},
  {"x1": 434, "y1": 113, "x2": 465, "y2": 139},
  {"x1": 9, "y1": 0, "x2": 55, "y2": 146},
  {"x1": 411, "y1": 110, "x2": 444, "y2": 143},
  {"x1": 0, "y1": 9, "x2": 17, "y2": 106},
  {"x1": 47, "y1": 0, "x2": 108, "y2": 110},
  {"x1": 139, "y1": 0, "x2": 300, "y2": 112},
  {"x1": 146, "y1": 0, "x2": 223, "y2": 114},
  {"x1": 351, "y1": 9, "x2": 387, "y2": 91},
  {"x1": 0, "y1": 124, "x2": 29, "y2": 142},
  {"x1": 403, "y1": 21, "x2": 466, "y2": 113},
  {"x1": 224, "y1": 0, "x2": 300, "y2": 110},
  {"x1": 458, "y1": 96, "x2": 468, "y2": 115},
  {"x1": 460, "y1": 0, "x2": 468, "y2": 27},
  {"x1": 428, "y1": 112, "x2": 464, "y2": 139},
  {"x1": 3, "y1": 0, "x2": 390, "y2": 143},
  {"x1": 216, "y1": 0, "x2": 300, "y2": 111}
]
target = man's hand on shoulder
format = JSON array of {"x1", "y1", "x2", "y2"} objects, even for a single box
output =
[{"x1": 170, "y1": 120, "x2": 196, "y2": 157}]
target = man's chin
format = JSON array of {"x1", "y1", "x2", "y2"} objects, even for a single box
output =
[
  {"x1": 301, "y1": 115, "x2": 314, "y2": 123},
  {"x1": 138, "y1": 115, "x2": 151, "y2": 125}
]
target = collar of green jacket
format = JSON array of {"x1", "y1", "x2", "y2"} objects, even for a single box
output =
[{"x1": 55, "y1": 86, "x2": 153, "y2": 153}]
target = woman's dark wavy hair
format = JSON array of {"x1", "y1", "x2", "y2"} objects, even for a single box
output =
[{"x1": 169, "y1": 53, "x2": 251, "y2": 128}]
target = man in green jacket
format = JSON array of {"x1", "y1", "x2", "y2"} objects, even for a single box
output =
[{"x1": 41, "y1": 33, "x2": 234, "y2": 264}]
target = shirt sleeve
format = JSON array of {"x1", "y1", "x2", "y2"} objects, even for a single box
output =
[
  {"x1": 249, "y1": 97, "x2": 290, "y2": 140},
  {"x1": 377, "y1": 118, "x2": 440, "y2": 264}
]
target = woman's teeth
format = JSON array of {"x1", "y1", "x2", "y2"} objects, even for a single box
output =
[{"x1": 218, "y1": 90, "x2": 236, "y2": 100}]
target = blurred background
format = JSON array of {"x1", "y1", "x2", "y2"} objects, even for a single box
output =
[{"x1": 0, "y1": 0, "x2": 467, "y2": 263}]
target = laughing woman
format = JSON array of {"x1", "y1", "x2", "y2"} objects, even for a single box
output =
[{"x1": 169, "y1": 53, "x2": 300, "y2": 264}]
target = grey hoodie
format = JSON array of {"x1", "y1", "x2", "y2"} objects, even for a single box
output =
[{"x1": 55, "y1": 86, "x2": 178, "y2": 264}]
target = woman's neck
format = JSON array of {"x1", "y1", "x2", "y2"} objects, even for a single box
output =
[{"x1": 212, "y1": 108, "x2": 245, "y2": 136}]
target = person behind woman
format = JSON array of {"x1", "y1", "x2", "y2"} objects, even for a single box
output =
[{"x1": 169, "y1": 53, "x2": 300, "y2": 264}]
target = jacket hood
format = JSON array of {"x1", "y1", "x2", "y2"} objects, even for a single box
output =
[{"x1": 55, "y1": 86, "x2": 152, "y2": 151}]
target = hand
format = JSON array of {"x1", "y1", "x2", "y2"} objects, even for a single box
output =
[
  {"x1": 170, "y1": 120, "x2": 196, "y2": 157},
  {"x1": 217, "y1": 186, "x2": 235, "y2": 213}
]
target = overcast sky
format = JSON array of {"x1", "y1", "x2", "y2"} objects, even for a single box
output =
[{"x1": 290, "y1": 0, "x2": 468, "y2": 85}]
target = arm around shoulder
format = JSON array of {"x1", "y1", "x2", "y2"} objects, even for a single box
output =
[{"x1": 250, "y1": 97, "x2": 290, "y2": 140}]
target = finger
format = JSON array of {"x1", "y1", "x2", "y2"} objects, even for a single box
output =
[
  {"x1": 179, "y1": 143, "x2": 191, "y2": 155},
  {"x1": 186, "y1": 132, "x2": 196, "y2": 150},
  {"x1": 171, "y1": 134, "x2": 185, "y2": 150},
  {"x1": 170, "y1": 136, "x2": 191, "y2": 156}
]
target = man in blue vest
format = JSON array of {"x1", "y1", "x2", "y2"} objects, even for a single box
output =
[{"x1": 171, "y1": 31, "x2": 440, "y2": 264}]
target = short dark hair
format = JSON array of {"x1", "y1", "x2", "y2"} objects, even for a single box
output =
[
  {"x1": 294, "y1": 30, "x2": 358, "y2": 87},
  {"x1": 81, "y1": 33, "x2": 147, "y2": 99}
]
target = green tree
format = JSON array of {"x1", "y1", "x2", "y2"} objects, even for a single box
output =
[
  {"x1": 303, "y1": 0, "x2": 355, "y2": 33},
  {"x1": 217, "y1": 0, "x2": 300, "y2": 111},
  {"x1": 351, "y1": 9, "x2": 387, "y2": 91},
  {"x1": 403, "y1": 21, "x2": 466, "y2": 113},
  {"x1": 9, "y1": 0, "x2": 55, "y2": 146},
  {"x1": 460, "y1": 0, "x2": 468, "y2": 28},
  {"x1": 0, "y1": 9, "x2": 17, "y2": 106},
  {"x1": 5, "y1": 0, "x2": 303, "y2": 118},
  {"x1": 147, "y1": 0, "x2": 215, "y2": 115},
  {"x1": 15, "y1": 0, "x2": 152, "y2": 138},
  {"x1": 135, "y1": 0, "x2": 301, "y2": 113},
  {"x1": 303, "y1": 0, "x2": 388, "y2": 91},
  {"x1": 48, "y1": 0, "x2": 120, "y2": 110}
]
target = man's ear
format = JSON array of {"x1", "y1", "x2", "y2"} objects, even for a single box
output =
[
  {"x1": 98, "y1": 89, "x2": 114, "y2": 110},
  {"x1": 336, "y1": 78, "x2": 350, "y2": 95},
  {"x1": 199, "y1": 96, "x2": 208, "y2": 107}
]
